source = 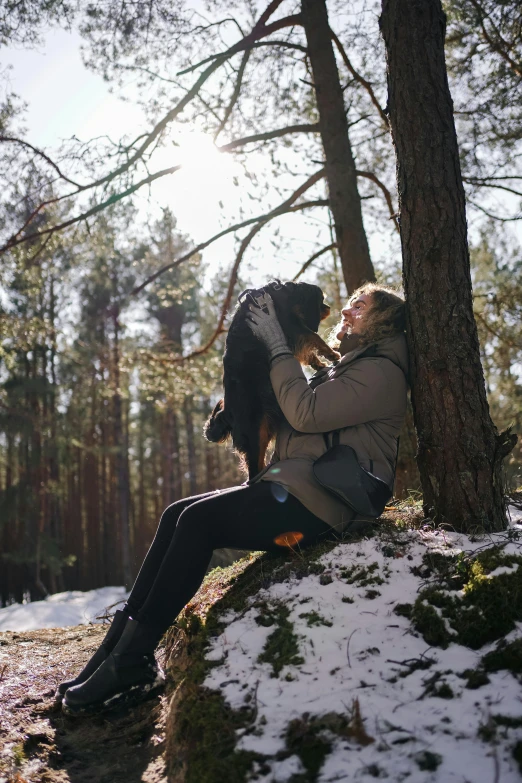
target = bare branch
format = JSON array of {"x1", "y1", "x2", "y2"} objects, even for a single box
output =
[
  {"x1": 130, "y1": 167, "x2": 327, "y2": 297},
  {"x1": 463, "y1": 176, "x2": 522, "y2": 198},
  {"x1": 219, "y1": 123, "x2": 320, "y2": 152},
  {"x1": 214, "y1": 48, "x2": 251, "y2": 140},
  {"x1": 0, "y1": 136, "x2": 82, "y2": 187},
  {"x1": 468, "y1": 199, "x2": 522, "y2": 222},
  {"x1": 330, "y1": 31, "x2": 389, "y2": 128},
  {"x1": 292, "y1": 243, "x2": 337, "y2": 280},
  {"x1": 355, "y1": 170, "x2": 399, "y2": 231},
  {"x1": 4, "y1": 5, "x2": 305, "y2": 245},
  {"x1": 474, "y1": 309, "x2": 522, "y2": 349},
  {"x1": 177, "y1": 13, "x2": 303, "y2": 76},
  {"x1": 469, "y1": 0, "x2": 522, "y2": 79},
  {"x1": 1, "y1": 165, "x2": 182, "y2": 254}
]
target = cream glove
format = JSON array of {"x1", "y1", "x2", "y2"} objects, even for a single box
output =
[{"x1": 245, "y1": 293, "x2": 292, "y2": 363}]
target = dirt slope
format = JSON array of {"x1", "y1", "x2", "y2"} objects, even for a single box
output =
[{"x1": 0, "y1": 625, "x2": 167, "y2": 783}]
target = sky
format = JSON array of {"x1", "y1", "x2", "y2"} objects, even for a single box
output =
[
  {"x1": 2, "y1": 25, "x2": 398, "y2": 302},
  {"x1": 4, "y1": 20, "x2": 518, "y2": 304}
]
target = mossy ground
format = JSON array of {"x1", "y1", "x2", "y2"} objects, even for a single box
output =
[
  {"x1": 164, "y1": 535, "x2": 352, "y2": 783},
  {"x1": 164, "y1": 512, "x2": 522, "y2": 783},
  {"x1": 395, "y1": 545, "x2": 522, "y2": 652},
  {"x1": 163, "y1": 521, "x2": 389, "y2": 783}
]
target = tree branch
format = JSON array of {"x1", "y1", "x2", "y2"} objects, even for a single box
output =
[
  {"x1": 0, "y1": 165, "x2": 182, "y2": 254},
  {"x1": 130, "y1": 168, "x2": 327, "y2": 297},
  {"x1": 330, "y1": 31, "x2": 389, "y2": 127},
  {"x1": 214, "y1": 48, "x2": 251, "y2": 140},
  {"x1": 469, "y1": 0, "x2": 522, "y2": 79},
  {"x1": 355, "y1": 170, "x2": 399, "y2": 230},
  {"x1": 177, "y1": 13, "x2": 303, "y2": 76},
  {"x1": 463, "y1": 176, "x2": 522, "y2": 198},
  {"x1": 292, "y1": 243, "x2": 337, "y2": 280},
  {"x1": 0, "y1": 136, "x2": 82, "y2": 187},
  {"x1": 4, "y1": 5, "x2": 305, "y2": 245},
  {"x1": 218, "y1": 123, "x2": 320, "y2": 152}
]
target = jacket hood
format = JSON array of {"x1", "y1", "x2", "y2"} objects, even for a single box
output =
[{"x1": 336, "y1": 333, "x2": 409, "y2": 378}]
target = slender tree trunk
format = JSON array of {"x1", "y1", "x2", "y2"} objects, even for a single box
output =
[
  {"x1": 84, "y1": 371, "x2": 100, "y2": 588},
  {"x1": 183, "y1": 397, "x2": 198, "y2": 496},
  {"x1": 301, "y1": 0, "x2": 375, "y2": 293},
  {"x1": 48, "y1": 276, "x2": 63, "y2": 588},
  {"x1": 380, "y1": 0, "x2": 515, "y2": 531},
  {"x1": 112, "y1": 303, "x2": 132, "y2": 588},
  {"x1": 172, "y1": 410, "x2": 182, "y2": 500}
]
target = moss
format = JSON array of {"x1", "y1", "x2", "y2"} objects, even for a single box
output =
[
  {"x1": 12, "y1": 743, "x2": 26, "y2": 767},
  {"x1": 393, "y1": 602, "x2": 413, "y2": 618},
  {"x1": 460, "y1": 669, "x2": 490, "y2": 689},
  {"x1": 410, "y1": 602, "x2": 451, "y2": 648},
  {"x1": 285, "y1": 702, "x2": 374, "y2": 782},
  {"x1": 493, "y1": 715, "x2": 522, "y2": 729},
  {"x1": 258, "y1": 602, "x2": 304, "y2": 677},
  {"x1": 298, "y1": 611, "x2": 333, "y2": 628},
  {"x1": 363, "y1": 763, "x2": 382, "y2": 777},
  {"x1": 513, "y1": 741, "x2": 522, "y2": 773},
  {"x1": 339, "y1": 561, "x2": 385, "y2": 587},
  {"x1": 413, "y1": 751, "x2": 442, "y2": 771},
  {"x1": 482, "y1": 639, "x2": 522, "y2": 674},
  {"x1": 433, "y1": 683, "x2": 454, "y2": 699},
  {"x1": 408, "y1": 548, "x2": 522, "y2": 650},
  {"x1": 285, "y1": 717, "x2": 332, "y2": 782}
]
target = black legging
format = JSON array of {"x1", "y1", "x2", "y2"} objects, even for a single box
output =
[{"x1": 124, "y1": 481, "x2": 333, "y2": 634}]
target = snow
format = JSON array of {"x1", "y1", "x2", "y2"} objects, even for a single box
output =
[
  {"x1": 0, "y1": 503, "x2": 521, "y2": 780},
  {"x1": 202, "y1": 504, "x2": 522, "y2": 782},
  {"x1": 0, "y1": 586, "x2": 128, "y2": 632}
]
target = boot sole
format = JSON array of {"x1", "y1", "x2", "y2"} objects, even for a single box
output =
[{"x1": 62, "y1": 677, "x2": 165, "y2": 717}]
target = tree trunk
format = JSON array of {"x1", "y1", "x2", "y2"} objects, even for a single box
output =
[
  {"x1": 301, "y1": 0, "x2": 375, "y2": 293},
  {"x1": 112, "y1": 303, "x2": 132, "y2": 588},
  {"x1": 183, "y1": 397, "x2": 198, "y2": 496},
  {"x1": 380, "y1": 0, "x2": 515, "y2": 531}
]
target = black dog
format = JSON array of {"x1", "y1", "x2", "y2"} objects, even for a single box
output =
[{"x1": 204, "y1": 280, "x2": 340, "y2": 480}]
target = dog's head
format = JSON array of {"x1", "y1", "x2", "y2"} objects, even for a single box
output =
[{"x1": 238, "y1": 280, "x2": 330, "y2": 333}]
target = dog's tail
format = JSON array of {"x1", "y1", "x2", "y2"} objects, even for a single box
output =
[{"x1": 204, "y1": 399, "x2": 232, "y2": 443}]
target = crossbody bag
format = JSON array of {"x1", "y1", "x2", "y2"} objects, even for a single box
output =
[{"x1": 313, "y1": 430, "x2": 397, "y2": 518}]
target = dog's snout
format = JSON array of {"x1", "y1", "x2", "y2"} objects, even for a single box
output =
[{"x1": 320, "y1": 302, "x2": 331, "y2": 321}]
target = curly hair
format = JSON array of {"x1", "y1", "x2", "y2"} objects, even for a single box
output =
[{"x1": 342, "y1": 283, "x2": 406, "y2": 345}]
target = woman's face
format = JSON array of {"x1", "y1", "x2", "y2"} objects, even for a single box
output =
[{"x1": 336, "y1": 293, "x2": 372, "y2": 340}]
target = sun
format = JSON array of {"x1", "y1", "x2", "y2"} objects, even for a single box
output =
[
  {"x1": 148, "y1": 127, "x2": 243, "y2": 240},
  {"x1": 173, "y1": 130, "x2": 228, "y2": 177}
]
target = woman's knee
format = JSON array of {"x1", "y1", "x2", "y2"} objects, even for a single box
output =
[
  {"x1": 158, "y1": 498, "x2": 193, "y2": 534},
  {"x1": 174, "y1": 503, "x2": 214, "y2": 544}
]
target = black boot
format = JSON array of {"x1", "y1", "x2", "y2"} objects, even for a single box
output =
[
  {"x1": 62, "y1": 618, "x2": 165, "y2": 716},
  {"x1": 56, "y1": 609, "x2": 130, "y2": 699}
]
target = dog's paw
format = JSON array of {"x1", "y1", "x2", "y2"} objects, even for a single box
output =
[{"x1": 323, "y1": 347, "x2": 341, "y2": 362}]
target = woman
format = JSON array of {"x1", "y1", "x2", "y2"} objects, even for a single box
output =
[{"x1": 59, "y1": 283, "x2": 408, "y2": 715}]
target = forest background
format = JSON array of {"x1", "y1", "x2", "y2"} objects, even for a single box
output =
[{"x1": 0, "y1": 0, "x2": 521, "y2": 605}]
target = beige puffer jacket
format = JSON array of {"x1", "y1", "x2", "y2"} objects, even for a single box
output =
[{"x1": 258, "y1": 335, "x2": 409, "y2": 531}]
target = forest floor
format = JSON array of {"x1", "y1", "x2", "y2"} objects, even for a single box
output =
[
  {"x1": 2, "y1": 498, "x2": 522, "y2": 783},
  {"x1": 0, "y1": 625, "x2": 168, "y2": 783}
]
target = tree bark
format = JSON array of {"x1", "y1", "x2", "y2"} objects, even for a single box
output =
[
  {"x1": 380, "y1": 0, "x2": 515, "y2": 531},
  {"x1": 183, "y1": 397, "x2": 198, "y2": 496},
  {"x1": 112, "y1": 302, "x2": 132, "y2": 588},
  {"x1": 301, "y1": 0, "x2": 375, "y2": 293}
]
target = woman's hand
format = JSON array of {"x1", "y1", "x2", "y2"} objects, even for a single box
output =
[{"x1": 245, "y1": 293, "x2": 292, "y2": 363}]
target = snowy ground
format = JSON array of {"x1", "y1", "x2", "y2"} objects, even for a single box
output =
[
  {"x1": 0, "y1": 586, "x2": 129, "y2": 632},
  {"x1": 202, "y1": 505, "x2": 522, "y2": 782}
]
